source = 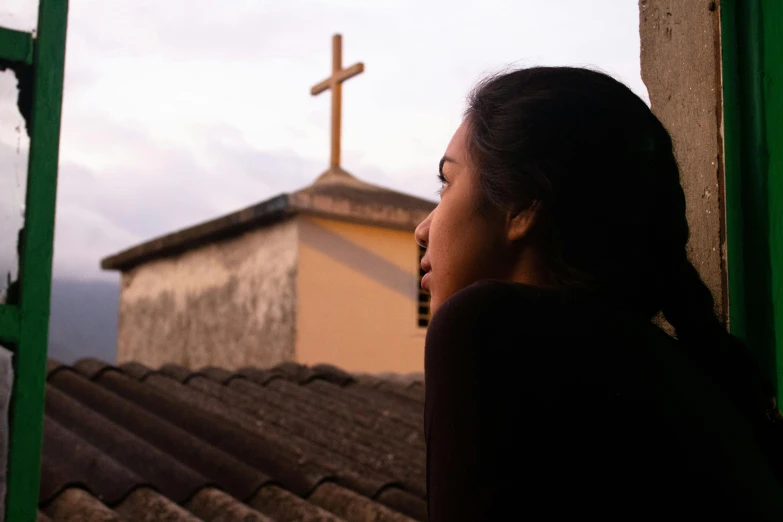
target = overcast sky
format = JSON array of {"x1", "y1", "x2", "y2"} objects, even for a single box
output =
[{"x1": 1, "y1": 0, "x2": 646, "y2": 283}]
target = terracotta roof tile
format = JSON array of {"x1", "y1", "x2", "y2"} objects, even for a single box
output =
[
  {"x1": 243, "y1": 371, "x2": 424, "y2": 444},
  {"x1": 374, "y1": 381, "x2": 425, "y2": 406},
  {"x1": 71, "y1": 357, "x2": 115, "y2": 381},
  {"x1": 408, "y1": 382, "x2": 425, "y2": 402},
  {"x1": 48, "y1": 368, "x2": 271, "y2": 500},
  {"x1": 310, "y1": 363, "x2": 356, "y2": 386},
  {"x1": 301, "y1": 380, "x2": 425, "y2": 448},
  {"x1": 376, "y1": 487, "x2": 428, "y2": 521},
  {"x1": 105, "y1": 371, "x2": 327, "y2": 495},
  {"x1": 43, "y1": 488, "x2": 122, "y2": 521},
  {"x1": 158, "y1": 363, "x2": 199, "y2": 384},
  {"x1": 185, "y1": 375, "x2": 425, "y2": 497},
  {"x1": 184, "y1": 487, "x2": 274, "y2": 522},
  {"x1": 309, "y1": 482, "x2": 415, "y2": 522},
  {"x1": 117, "y1": 361, "x2": 155, "y2": 381},
  {"x1": 198, "y1": 366, "x2": 236, "y2": 384},
  {"x1": 45, "y1": 359, "x2": 66, "y2": 379},
  {"x1": 231, "y1": 376, "x2": 421, "y2": 444},
  {"x1": 249, "y1": 484, "x2": 345, "y2": 521},
  {"x1": 45, "y1": 385, "x2": 209, "y2": 503},
  {"x1": 41, "y1": 416, "x2": 146, "y2": 505},
  {"x1": 41, "y1": 359, "x2": 427, "y2": 521},
  {"x1": 215, "y1": 378, "x2": 426, "y2": 490},
  {"x1": 115, "y1": 487, "x2": 202, "y2": 522},
  {"x1": 354, "y1": 374, "x2": 426, "y2": 406},
  {"x1": 237, "y1": 366, "x2": 288, "y2": 386}
]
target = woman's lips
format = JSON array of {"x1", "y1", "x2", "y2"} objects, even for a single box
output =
[{"x1": 421, "y1": 272, "x2": 431, "y2": 290}]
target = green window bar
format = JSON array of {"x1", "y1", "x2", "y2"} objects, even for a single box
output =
[
  {"x1": 0, "y1": 27, "x2": 33, "y2": 66},
  {"x1": 721, "y1": 0, "x2": 783, "y2": 407},
  {"x1": 0, "y1": 0, "x2": 68, "y2": 520}
]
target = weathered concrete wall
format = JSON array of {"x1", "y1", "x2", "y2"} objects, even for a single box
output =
[
  {"x1": 296, "y1": 216, "x2": 425, "y2": 373},
  {"x1": 639, "y1": 0, "x2": 727, "y2": 320},
  {"x1": 117, "y1": 219, "x2": 298, "y2": 370}
]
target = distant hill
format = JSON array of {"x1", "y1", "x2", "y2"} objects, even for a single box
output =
[{"x1": 47, "y1": 278, "x2": 119, "y2": 364}]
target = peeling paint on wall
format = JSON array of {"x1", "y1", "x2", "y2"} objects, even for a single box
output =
[{"x1": 117, "y1": 219, "x2": 298, "y2": 370}]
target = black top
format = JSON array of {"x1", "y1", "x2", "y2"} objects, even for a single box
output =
[{"x1": 424, "y1": 280, "x2": 783, "y2": 521}]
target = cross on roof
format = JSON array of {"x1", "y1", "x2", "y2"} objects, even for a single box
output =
[{"x1": 311, "y1": 34, "x2": 364, "y2": 169}]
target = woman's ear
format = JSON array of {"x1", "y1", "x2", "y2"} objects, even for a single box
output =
[{"x1": 506, "y1": 199, "x2": 543, "y2": 243}]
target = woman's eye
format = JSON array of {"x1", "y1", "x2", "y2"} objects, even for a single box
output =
[{"x1": 437, "y1": 172, "x2": 449, "y2": 195}]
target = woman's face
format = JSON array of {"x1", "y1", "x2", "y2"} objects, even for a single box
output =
[{"x1": 415, "y1": 120, "x2": 511, "y2": 313}]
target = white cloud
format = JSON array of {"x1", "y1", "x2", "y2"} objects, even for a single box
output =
[
  {"x1": 0, "y1": 0, "x2": 37, "y2": 32},
  {"x1": 52, "y1": 203, "x2": 141, "y2": 281},
  {"x1": 1, "y1": 0, "x2": 646, "y2": 281}
]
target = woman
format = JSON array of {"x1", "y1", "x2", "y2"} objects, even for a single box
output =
[{"x1": 415, "y1": 67, "x2": 783, "y2": 520}]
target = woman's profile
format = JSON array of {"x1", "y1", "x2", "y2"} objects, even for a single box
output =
[{"x1": 415, "y1": 67, "x2": 783, "y2": 520}]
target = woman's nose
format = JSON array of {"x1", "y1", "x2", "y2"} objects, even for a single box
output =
[{"x1": 415, "y1": 211, "x2": 432, "y2": 248}]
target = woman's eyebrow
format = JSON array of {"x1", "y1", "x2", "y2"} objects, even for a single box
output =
[{"x1": 439, "y1": 156, "x2": 457, "y2": 175}]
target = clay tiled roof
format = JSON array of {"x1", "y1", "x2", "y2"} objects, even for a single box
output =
[{"x1": 40, "y1": 359, "x2": 427, "y2": 521}]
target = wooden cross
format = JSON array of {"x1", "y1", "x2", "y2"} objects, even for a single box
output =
[{"x1": 311, "y1": 34, "x2": 364, "y2": 169}]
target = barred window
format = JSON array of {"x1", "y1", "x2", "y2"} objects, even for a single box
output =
[{"x1": 417, "y1": 244, "x2": 431, "y2": 328}]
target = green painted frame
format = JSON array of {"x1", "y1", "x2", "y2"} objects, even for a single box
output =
[
  {"x1": 0, "y1": 0, "x2": 68, "y2": 520},
  {"x1": 721, "y1": 0, "x2": 783, "y2": 405}
]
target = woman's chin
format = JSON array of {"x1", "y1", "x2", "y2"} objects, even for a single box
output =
[{"x1": 429, "y1": 295, "x2": 442, "y2": 316}]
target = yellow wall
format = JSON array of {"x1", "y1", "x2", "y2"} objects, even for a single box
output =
[{"x1": 296, "y1": 216, "x2": 425, "y2": 373}]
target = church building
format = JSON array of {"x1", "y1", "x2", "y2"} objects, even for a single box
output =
[{"x1": 101, "y1": 35, "x2": 436, "y2": 374}]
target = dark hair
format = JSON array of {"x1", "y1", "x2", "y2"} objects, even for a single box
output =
[{"x1": 465, "y1": 66, "x2": 782, "y2": 467}]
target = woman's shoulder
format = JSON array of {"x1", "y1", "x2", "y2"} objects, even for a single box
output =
[
  {"x1": 428, "y1": 279, "x2": 592, "y2": 337},
  {"x1": 424, "y1": 279, "x2": 667, "y2": 370},
  {"x1": 424, "y1": 280, "x2": 594, "y2": 368}
]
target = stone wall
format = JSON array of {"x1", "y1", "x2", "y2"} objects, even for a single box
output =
[{"x1": 116, "y1": 219, "x2": 298, "y2": 370}]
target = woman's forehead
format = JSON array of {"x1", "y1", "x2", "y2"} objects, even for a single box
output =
[{"x1": 444, "y1": 121, "x2": 470, "y2": 161}]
